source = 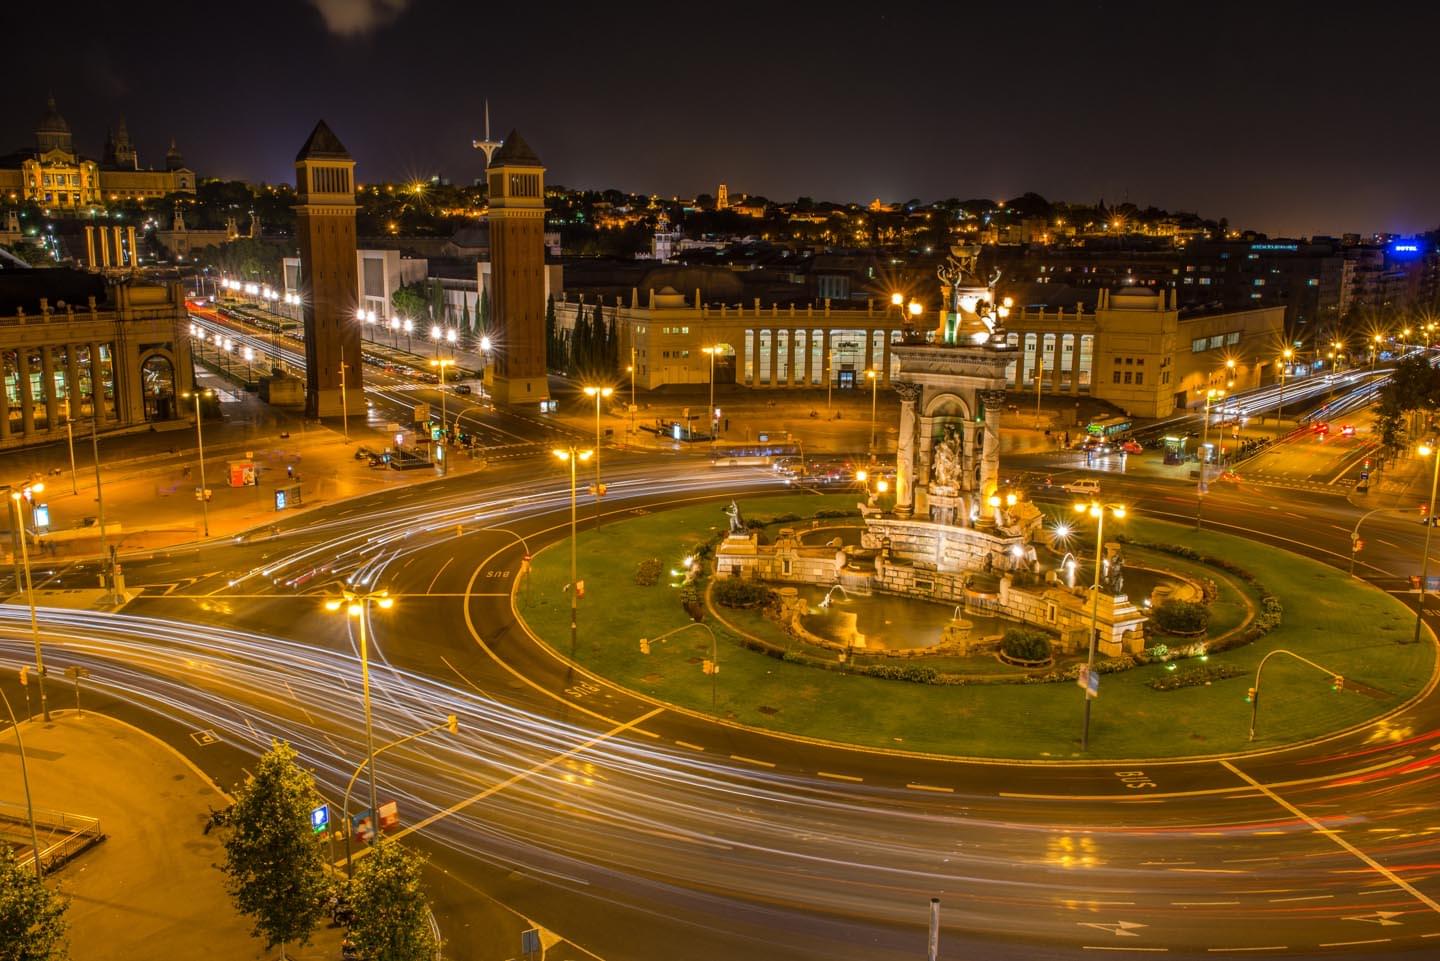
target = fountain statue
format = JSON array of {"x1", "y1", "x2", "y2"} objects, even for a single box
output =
[{"x1": 723, "y1": 500, "x2": 747, "y2": 537}]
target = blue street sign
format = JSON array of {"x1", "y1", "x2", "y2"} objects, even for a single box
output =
[
  {"x1": 310, "y1": 804, "x2": 329, "y2": 834},
  {"x1": 351, "y1": 809, "x2": 375, "y2": 843}
]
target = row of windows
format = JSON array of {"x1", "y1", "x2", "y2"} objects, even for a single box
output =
[
  {"x1": 1191, "y1": 331, "x2": 1242, "y2": 353},
  {"x1": 661, "y1": 326, "x2": 690, "y2": 335},
  {"x1": 661, "y1": 350, "x2": 691, "y2": 359},
  {"x1": 1110, "y1": 369, "x2": 1172, "y2": 386}
]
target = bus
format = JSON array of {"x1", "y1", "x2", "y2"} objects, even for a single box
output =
[{"x1": 1086, "y1": 415, "x2": 1133, "y2": 439}]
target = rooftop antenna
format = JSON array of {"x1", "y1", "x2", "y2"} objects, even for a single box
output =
[{"x1": 472, "y1": 100, "x2": 503, "y2": 166}]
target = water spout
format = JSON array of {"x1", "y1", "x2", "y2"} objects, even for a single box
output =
[
  {"x1": 1061, "y1": 552, "x2": 1078, "y2": 589},
  {"x1": 818, "y1": 584, "x2": 850, "y2": 608}
]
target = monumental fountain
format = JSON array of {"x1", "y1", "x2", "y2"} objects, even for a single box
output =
[{"x1": 716, "y1": 246, "x2": 1148, "y2": 658}]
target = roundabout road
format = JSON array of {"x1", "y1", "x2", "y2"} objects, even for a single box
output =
[{"x1": 4, "y1": 453, "x2": 1440, "y2": 960}]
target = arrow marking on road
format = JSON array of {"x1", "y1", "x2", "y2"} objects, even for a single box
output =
[
  {"x1": 1343, "y1": 911, "x2": 1403, "y2": 926},
  {"x1": 1079, "y1": 921, "x2": 1148, "y2": 937}
]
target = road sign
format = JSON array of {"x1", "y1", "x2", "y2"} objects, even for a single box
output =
[
  {"x1": 33, "y1": 503, "x2": 50, "y2": 531},
  {"x1": 520, "y1": 929, "x2": 541, "y2": 956},
  {"x1": 378, "y1": 799, "x2": 399, "y2": 831},
  {"x1": 18, "y1": 666, "x2": 27, "y2": 686},
  {"x1": 310, "y1": 804, "x2": 330, "y2": 834},
  {"x1": 1076, "y1": 666, "x2": 1099, "y2": 698},
  {"x1": 351, "y1": 809, "x2": 375, "y2": 844}
]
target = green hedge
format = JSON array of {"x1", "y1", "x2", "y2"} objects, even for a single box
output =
[
  {"x1": 713, "y1": 578, "x2": 775, "y2": 609},
  {"x1": 1151, "y1": 599, "x2": 1210, "y2": 635},
  {"x1": 1001, "y1": 628, "x2": 1052, "y2": 661},
  {"x1": 1148, "y1": 662, "x2": 1245, "y2": 691}
]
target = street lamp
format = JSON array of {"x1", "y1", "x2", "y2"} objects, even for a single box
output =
[
  {"x1": 1371, "y1": 333, "x2": 1383, "y2": 369},
  {"x1": 323, "y1": 587, "x2": 393, "y2": 866},
  {"x1": 5, "y1": 481, "x2": 50, "y2": 722},
  {"x1": 402, "y1": 318, "x2": 413, "y2": 352},
  {"x1": 181, "y1": 389, "x2": 215, "y2": 537},
  {"x1": 431, "y1": 359, "x2": 455, "y2": 474},
  {"x1": 1196, "y1": 387, "x2": 1225, "y2": 531},
  {"x1": 1415, "y1": 444, "x2": 1440, "y2": 644},
  {"x1": 242, "y1": 346, "x2": 254, "y2": 384},
  {"x1": 1276, "y1": 348, "x2": 1294, "y2": 422},
  {"x1": 553, "y1": 447, "x2": 594, "y2": 656},
  {"x1": 1072, "y1": 498, "x2": 1127, "y2": 751},
  {"x1": 340, "y1": 712, "x2": 456, "y2": 875},
  {"x1": 430, "y1": 323, "x2": 442, "y2": 359},
  {"x1": 702, "y1": 346, "x2": 721, "y2": 446},
  {"x1": 582, "y1": 386, "x2": 614, "y2": 520},
  {"x1": 865, "y1": 368, "x2": 880, "y2": 460}
]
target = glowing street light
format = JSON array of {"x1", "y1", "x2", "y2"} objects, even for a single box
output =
[
  {"x1": 431, "y1": 359, "x2": 455, "y2": 474},
  {"x1": 180, "y1": 389, "x2": 215, "y2": 536},
  {"x1": 1416, "y1": 443, "x2": 1440, "y2": 645},
  {"x1": 1197, "y1": 387, "x2": 1225, "y2": 531},
  {"x1": 1277, "y1": 348, "x2": 1294, "y2": 421},
  {"x1": 702, "y1": 346, "x2": 722, "y2": 446},
  {"x1": 1072, "y1": 499, "x2": 1128, "y2": 751},
  {"x1": 5, "y1": 480, "x2": 49, "y2": 721},
  {"x1": 553, "y1": 447, "x2": 594, "y2": 655},
  {"x1": 582, "y1": 386, "x2": 614, "y2": 522},
  {"x1": 324, "y1": 587, "x2": 393, "y2": 868},
  {"x1": 865, "y1": 368, "x2": 880, "y2": 459}
]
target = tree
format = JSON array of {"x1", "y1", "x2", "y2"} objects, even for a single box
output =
[
  {"x1": 391, "y1": 283, "x2": 428, "y2": 323},
  {"x1": 346, "y1": 841, "x2": 439, "y2": 961},
  {"x1": 457, "y1": 301, "x2": 477, "y2": 351},
  {"x1": 220, "y1": 741, "x2": 331, "y2": 958},
  {"x1": 0, "y1": 846, "x2": 68, "y2": 961},
  {"x1": 545, "y1": 294, "x2": 559, "y2": 370},
  {"x1": 478, "y1": 285, "x2": 491, "y2": 335}
]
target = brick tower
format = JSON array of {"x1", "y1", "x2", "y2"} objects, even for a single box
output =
[
  {"x1": 485, "y1": 130, "x2": 550, "y2": 405},
  {"x1": 293, "y1": 120, "x2": 363, "y2": 419}
]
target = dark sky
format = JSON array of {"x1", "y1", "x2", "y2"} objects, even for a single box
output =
[{"x1": 8, "y1": 0, "x2": 1439, "y2": 238}]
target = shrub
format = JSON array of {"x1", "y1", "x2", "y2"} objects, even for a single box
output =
[
  {"x1": 854, "y1": 663, "x2": 939, "y2": 683},
  {"x1": 633, "y1": 558, "x2": 662, "y2": 586},
  {"x1": 1000, "y1": 628, "x2": 1052, "y2": 662},
  {"x1": 713, "y1": 578, "x2": 775, "y2": 609},
  {"x1": 1151, "y1": 599, "x2": 1210, "y2": 635},
  {"x1": 813, "y1": 508, "x2": 861, "y2": 519},
  {"x1": 1147, "y1": 662, "x2": 1244, "y2": 691}
]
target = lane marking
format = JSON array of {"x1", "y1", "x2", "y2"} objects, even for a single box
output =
[
  {"x1": 380, "y1": 707, "x2": 664, "y2": 847},
  {"x1": 1269, "y1": 894, "x2": 1333, "y2": 903},
  {"x1": 817, "y1": 771, "x2": 863, "y2": 782},
  {"x1": 1172, "y1": 901, "x2": 1239, "y2": 906},
  {"x1": 674, "y1": 740, "x2": 705, "y2": 752},
  {"x1": 424, "y1": 556, "x2": 455, "y2": 594},
  {"x1": 1205, "y1": 949, "x2": 1287, "y2": 954},
  {"x1": 1081, "y1": 948, "x2": 1167, "y2": 953},
  {"x1": 729, "y1": 754, "x2": 776, "y2": 769},
  {"x1": 1222, "y1": 759, "x2": 1440, "y2": 917},
  {"x1": 1002, "y1": 755, "x2": 1405, "y2": 801},
  {"x1": 1318, "y1": 939, "x2": 1389, "y2": 947},
  {"x1": 906, "y1": 783, "x2": 955, "y2": 793}
]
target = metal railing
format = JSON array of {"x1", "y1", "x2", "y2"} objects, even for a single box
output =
[{"x1": 0, "y1": 801, "x2": 104, "y2": 873}]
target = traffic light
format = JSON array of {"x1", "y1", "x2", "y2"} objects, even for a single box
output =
[
  {"x1": 1353, "y1": 539, "x2": 1364, "y2": 552},
  {"x1": 1331, "y1": 675, "x2": 1345, "y2": 692},
  {"x1": 1245, "y1": 687, "x2": 1256, "y2": 704},
  {"x1": 703, "y1": 659, "x2": 717, "y2": 675},
  {"x1": 639, "y1": 638, "x2": 651, "y2": 654}
]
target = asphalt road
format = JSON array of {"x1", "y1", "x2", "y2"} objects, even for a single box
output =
[{"x1": 4, "y1": 449, "x2": 1440, "y2": 960}]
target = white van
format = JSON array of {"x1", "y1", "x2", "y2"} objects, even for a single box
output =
[{"x1": 1061, "y1": 478, "x2": 1100, "y2": 496}]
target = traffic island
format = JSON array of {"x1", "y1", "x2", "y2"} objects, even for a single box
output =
[{"x1": 515, "y1": 494, "x2": 1435, "y2": 759}]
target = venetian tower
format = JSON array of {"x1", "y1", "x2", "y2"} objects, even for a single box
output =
[
  {"x1": 293, "y1": 121, "x2": 364, "y2": 419},
  {"x1": 485, "y1": 130, "x2": 550, "y2": 404}
]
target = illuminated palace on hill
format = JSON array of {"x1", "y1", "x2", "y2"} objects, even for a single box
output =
[{"x1": 0, "y1": 97, "x2": 195, "y2": 210}]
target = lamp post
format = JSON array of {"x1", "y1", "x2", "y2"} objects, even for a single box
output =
[
  {"x1": 431, "y1": 359, "x2": 454, "y2": 474},
  {"x1": 62, "y1": 398, "x2": 78, "y2": 495},
  {"x1": 702, "y1": 346, "x2": 720, "y2": 446},
  {"x1": 430, "y1": 324, "x2": 441, "y2": 360},
  {"x1": 0, "y1": 687, "x2": 42, "y2": 880},
  {"x1": 340, "y1": 713, "x2": 456, "y2": 875},
  {"x1": 582, "y1": 386, "x2": 613, "y2": 521},
  {"x1": 1196, "y1": 387, "x2": 1225, "y2": 531},
  {"x1": 553, "y1": 447, "x2": 594, "y2": 656},
  {"x1": 323, "y1": 587, "x2": 393, "y2": 863},
  {"x1": 1276, "y1": 348, "x2": 1293, "y2": 422},
  {"x1": 243, "y1": 346, "x2": 254, "y2": 384},
  {"x1": 865, "y1": 368, "x2": 879, "y2": 461},
  {"x1": 1072, "y1": 498, "x2": 1127, "y2": 751},
  {"x1": 1415, "y1": 444, "x2": 1440, "y2": 644},
  {"x1": 826, "y1": 349, "x2": 835, "y2": 412},
  {"x1": 402, "y1": 318, "x2": 413, "y2": 353},
  {"x1": 6, "y1": 481, "x2": 50, "y2": 722},
  {"x1": 339, "y1": 362, "x2": 350, "y2": 443},
  {"x1": 1372, "y1": 334, "x2": 1383, "y2": 370},
  {"x1": 181, "y1": 390, "x2": 215, "y2": 537}
]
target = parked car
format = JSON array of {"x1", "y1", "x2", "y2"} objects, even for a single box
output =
[
  {"x1": 1120, "y1": 440, "x2": 1143, "y2": 454},
  {"x1": 1061, "y1": 478, "x2": 1101, "y2": 496},
  {"x1": 454, "y1": 383, "x2": 473, "y2": 395}
]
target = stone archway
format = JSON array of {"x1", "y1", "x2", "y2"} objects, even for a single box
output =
[{"x1": 140, "y1": 352, "x2": 176, "y2": 422}]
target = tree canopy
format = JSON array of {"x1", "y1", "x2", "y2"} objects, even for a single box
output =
[{"x1": 0, "y1": 846, "x2": 68, "y2": 961}]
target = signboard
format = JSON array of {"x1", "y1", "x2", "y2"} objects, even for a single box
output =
[
  {"x1": 521, "y1": 929, "x2": 541, "y2": 957},
  {"x1": 228, "y1": 460, "x2": 256, "y2": 487},
  {"x1": 1076, "y1": 665, "x2": 1099, "y2": 698},
  {"x1": 310, "y1": 804, "x2": 329, "y2": 834},
  {"x1": 377, "y1": 799, "x2": 399, "y2": 832},
  {"x1": 32, "y1": 503, "x2": 50, "y2": 531},
  {"x1": 412, "y1": 403, "x2": 430, "y2": 426},
  {"x1": 274, "y1": 484, "x2": 302, "y2": 511},
  {"x1": 351, "y1": 809, "x2": 375, "y2": 844}
]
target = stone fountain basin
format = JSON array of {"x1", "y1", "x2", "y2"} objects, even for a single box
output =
[{"x1": 793, "y1": 584, "x2": 1012, "y2": 652}]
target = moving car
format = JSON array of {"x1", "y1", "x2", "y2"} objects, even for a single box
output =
[
  {"x1": 1120, "y1": 439, "x2": 1143, "y2": 454},
  {"x1": 1061, "y1": 478, "x2": 1101, "y2": 496}
]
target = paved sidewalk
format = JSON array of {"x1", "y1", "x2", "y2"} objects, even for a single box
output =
[{"x1": 9, "y1": 711, "x2": 344, "y2": 960}]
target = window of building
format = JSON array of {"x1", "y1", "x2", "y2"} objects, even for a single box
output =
[
  {"x1": 1199, "y1": 277, "x2": 1212, "y2": 285},
  {"x1": 1135, "y1": 372, "x2": 1144, "y2": 385},
  {"x1": 1123, "y1": 372, "x2": 1133, "y2": 384},
  {"x1": 1192, "y1": 338, "x2": 1207, "y2": 353},
  {"x1": 1253, "y1": 279, "x2": 1265, "y2": 286},
  {"x1": 1113, "y1": 371, "x2": 1122, "y2": 383},
  {"x1": 1208, "y1": 335, "x2": 1224, "y2": 349},
  {"x1": 1162, "y1": 371, "x2": 1170, "y2": 384},
  {"x1": 1136, "y1": 358, "x2": 1145, "y2": 365},
  {"x1": 1226, "y1": 332, "x2": 1240, "y2": 345}
]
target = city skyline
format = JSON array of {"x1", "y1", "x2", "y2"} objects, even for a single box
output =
[{"x1": 6, "y1": 1, "x2": 1440, "y2": 239}]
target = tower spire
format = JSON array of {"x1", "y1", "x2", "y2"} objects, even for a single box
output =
[{"x1": 472, "y1": 100, "x2": 504, "y2": 167}]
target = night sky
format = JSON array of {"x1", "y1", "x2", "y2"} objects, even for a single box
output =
[{"x1": 7, "y1": 0, "x2": 1439, "y2": 238}]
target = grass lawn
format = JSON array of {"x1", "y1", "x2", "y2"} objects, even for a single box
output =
[{"x1": 518, "y1": 496, "x2": 1435, "y2": 759}]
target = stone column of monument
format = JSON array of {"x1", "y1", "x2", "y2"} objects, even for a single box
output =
[
  {"x1": 979, "y1": 389, "x2": 1005, "y2": 497},
  {"x1": 292, "y1": 120, "x2": 363, "y2": 419},
  {"x1": 485, "y1": 131, "x2": 550, "y2": 404},
  {"x1": 893, "y1": 382, "x2": 922, "y2": 517}
]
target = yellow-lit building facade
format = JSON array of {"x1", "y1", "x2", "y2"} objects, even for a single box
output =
[{"x1": 0, "y1": 98, "x2": 194, "y2": 210}]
